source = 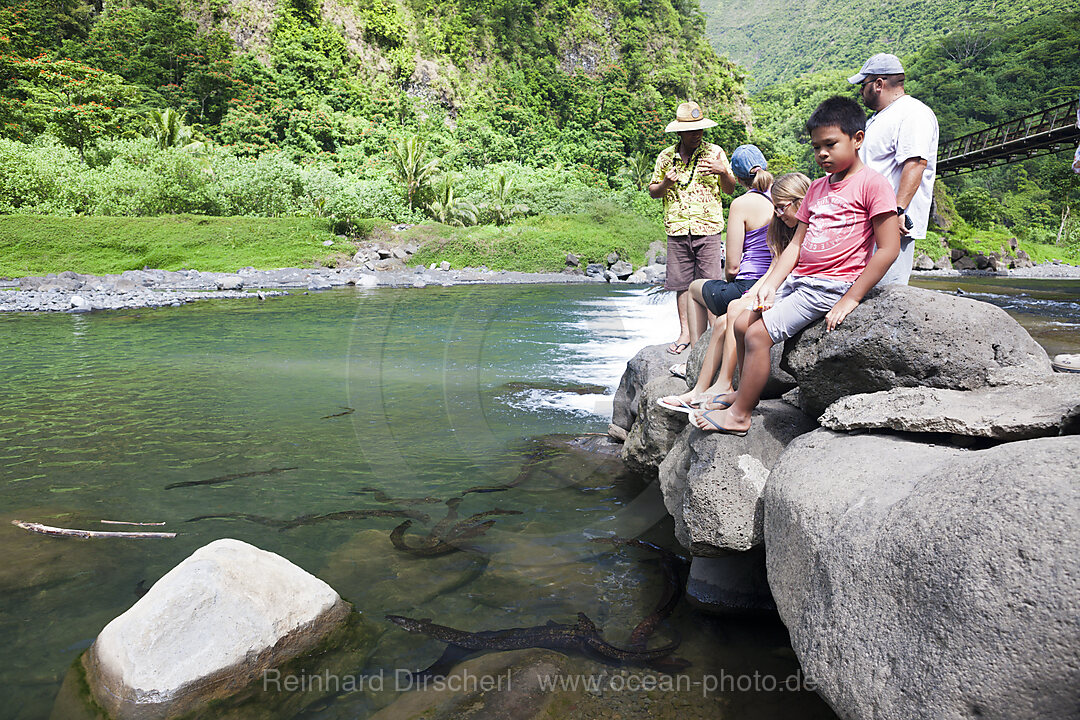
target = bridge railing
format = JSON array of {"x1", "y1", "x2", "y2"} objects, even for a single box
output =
[{"x1": 938, "y1": 99, "x2": 1079, "y2": 175}]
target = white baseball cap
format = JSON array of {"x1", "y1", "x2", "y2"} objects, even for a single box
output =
[{"x1": 848, "y1": 53, "x2": 905, "y2": 84}]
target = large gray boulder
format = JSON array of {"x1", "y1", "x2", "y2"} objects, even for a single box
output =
[
  {"x1": 611, "y1": 343, "x2": 676, "y2": 432},
  {"x1": 685, "y1": 549, "x2": 775, "y2": 614},
  {"x1": 765, "y1": 430, "x2": 1080, "y2": 720},
  {"x1": 783, "y1": 285, "x2": 1052, "y2": 417},
  {"x1": 621, "y1": 376, "x2": 688, "y2": 477},
  {"x1": 685, "y1": 327, "x2": 795, "y2": 399},
  {"x1": 658, "y1": 400, "x2": 816, "y2": 555},
  {"x1": 83, "y1": 538, "x2": 351, "y2": 720},
  {"x1": 819, "y1": 375, "x2": 1080, "y2": 440}
]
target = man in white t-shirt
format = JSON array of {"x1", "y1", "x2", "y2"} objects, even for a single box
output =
[{"x1": 850, "y1": 53, "x2": 939, "y2": 285}]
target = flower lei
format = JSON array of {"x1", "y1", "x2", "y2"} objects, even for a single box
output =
[{"x1": 671, "y1": 148, "x2": 702, "y2": 190}]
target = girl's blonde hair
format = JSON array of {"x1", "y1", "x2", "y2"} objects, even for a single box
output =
[
  {"x1": 747, "y1": 168, "x2": 774, "y2": 193},
  {"x1": 766, "y1": 172, "x2": 811, "y2": 257}
]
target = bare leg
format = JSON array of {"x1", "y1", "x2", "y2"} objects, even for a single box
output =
[
  {"x1": 691, "y1": 316, "x2": 772, "y2": 433},
  {"x1": 667, "y1": 290, "x2": 692, "y2": 353},
  {"x1": 687, "y1": 280, "x2": 712, "y2": 345}
]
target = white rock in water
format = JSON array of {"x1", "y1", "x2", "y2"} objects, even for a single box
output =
[
  {"x1": 69, "y1": 295, "x2": 91, "y2": 311},
  {"x1": 216, "y1": 275, "x2": 244, "y2": 291},
  {"x1": 355, "y1": 274, "x2": 378, "y2": 288},
  {"x1": 83, "y1": 538, "x2": 349, "y2": 720}
]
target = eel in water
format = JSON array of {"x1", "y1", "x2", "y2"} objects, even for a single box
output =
[
  {"x1": 352, "y1": 487, "x2": 443, "y2": 505},
  {"x1": 389, "y1": 500, "x2": 523, "y2": 557},
  {"x1": 386, "y1": 612, "x2": 681, "y2": 674},
  {"x1": 321, "y1": 406, "x2": 355, "y2": 419},
  {"x1": 164, "y1": 466, "x2": 299, "y2": 490},
  {"x1": 185, "y1": 508, "x2": 428, "y2": 530},
  {"x1": 589, "y1": 537, "x2": 688, "y2": 649}
]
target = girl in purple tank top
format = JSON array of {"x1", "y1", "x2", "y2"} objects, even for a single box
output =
[{"x1": 659, "y1": 171, "x2": 812, "y2": 415}]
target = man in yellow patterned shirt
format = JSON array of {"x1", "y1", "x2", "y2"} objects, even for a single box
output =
[{"x1": 649, "y1": 101, "x2": 736, "y2": 355}]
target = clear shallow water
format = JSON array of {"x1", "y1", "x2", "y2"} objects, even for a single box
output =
[
  {"x1": 0, "y1": 284, "x2": 836, "y2": 720},
  {"x1": 6, "y1": 277, "x2": 1070, "y2": 719},
  {"x1": 910, "y1": 276, "x2": 1080, "y2": 357}
]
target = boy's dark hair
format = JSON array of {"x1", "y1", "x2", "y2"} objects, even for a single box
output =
[{"x1": 805, "y1": 96, "x2": 866, "y2": 138}]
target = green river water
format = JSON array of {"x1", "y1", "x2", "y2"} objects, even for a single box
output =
[{"x1": 1, "y1": 278, "x2": 1076, "y2": 719}]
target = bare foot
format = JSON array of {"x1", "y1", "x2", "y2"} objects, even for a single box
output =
[
  {"x1": 689, "y1": 407, "x2": 751, "y2": 435},
  {"x1": 656, "y1": 391, "x2": 702, "y2": 414}
]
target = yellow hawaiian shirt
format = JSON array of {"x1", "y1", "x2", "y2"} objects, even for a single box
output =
[{"x1": 651, "y1": 141, "x2": 726, "y2": 237}]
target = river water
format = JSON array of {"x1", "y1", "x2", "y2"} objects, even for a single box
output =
[{"x1": 0, "y1": 277, "x2": 1075, "y2": 719}]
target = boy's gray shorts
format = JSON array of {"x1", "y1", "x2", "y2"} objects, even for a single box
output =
[{"x1": 762, "y1": 275, "x2": 852, "y2": 343}]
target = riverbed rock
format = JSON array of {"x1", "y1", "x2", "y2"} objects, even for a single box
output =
[
  {"x1": 368, "y1": 649, "x2": 573, "y2": 720},
  {"x1": 764, "y1": 431, "x2": 1080, "y2": 720},
  {"x1": 621, "y1": 376, "x2": 688, "y2": 477},
  {"x1": 685, "y1": 549, "x2": 775, "y2": 614},
  {"x1": 819, "y1": 375, "x2": 1080, "y2": 440},
  {"x1": 611, "y1": 343, "x2": 677, "y2": 432},
  {"x1": 217, "y1": 275, "x2": 244, "y2": 291},
  {"x1": 609, "y1": 260, "x2": 633, "y2": 279},
  {"x1": 913, "y1": 253, "x2": 934, "y2": 270},
  {"x1": 782, "y1": 284, "x2": 1052, "y2": 417},
  {"x1": 82, "y1": 538, "x2": 351, "y2": 720},
  {"x1": 933, "y1": 254, "x2": 952, "y2": 270},
  {"x1": 658, "y1": 400, "x2": 816, "y2": 555}
]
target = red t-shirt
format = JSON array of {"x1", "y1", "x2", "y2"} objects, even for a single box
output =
[{"x1": 794, "y1": 167, "x2": 897, "y2": 282}]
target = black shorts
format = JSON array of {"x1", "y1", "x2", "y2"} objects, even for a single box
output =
[{"x1": 700, "y1": 277, "x2": 756, "y2": 316}]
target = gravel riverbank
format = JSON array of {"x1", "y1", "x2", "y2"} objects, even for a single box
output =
[
  {"x1": 2, "y1": 260, "x2": 1076, "y2": 313},
  {"x1": 0, "y1": 265, "x2": 602, "y2": 313}
]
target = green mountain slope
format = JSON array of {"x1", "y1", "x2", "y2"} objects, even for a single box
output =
[{"x1": 701, "y1": 0, "x2": 1076, "y2": 90}]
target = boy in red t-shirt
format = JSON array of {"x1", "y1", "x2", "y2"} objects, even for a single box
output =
[{"x1": 691, "y1": 96, "x2": 900, "y2": 435}]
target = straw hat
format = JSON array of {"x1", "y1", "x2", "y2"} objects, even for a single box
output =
[{"x1": 664, "y1": 101, "x2": 718, "y2": 132}]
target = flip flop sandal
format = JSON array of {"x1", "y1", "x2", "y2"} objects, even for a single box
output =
[
  {"x1": 669, "y1": 363, "x2": 687, "y2": 379},
  {"x1": 666, "y1": 342, "x2": 690, "y2": 355},
  {"x1": 700, "y1": 394, "x2": 733, "y2": 410},
  {"x1": 692, "y1": 408, "x2": 748, "y2": 436},
  {"x1": 656, "y1": 396, "x2": 699, "y2": 414}
]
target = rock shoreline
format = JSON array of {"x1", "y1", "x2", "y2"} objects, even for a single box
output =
[{"x1": 610, "y1": 284, "x2": 1080, "y2": 719}]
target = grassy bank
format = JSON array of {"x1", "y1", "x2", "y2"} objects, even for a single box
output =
[
  {"x1": 915, "y1": 224, "x2": 1080, "y2": 266},
  {"x1": 0, "y1": 215, "x2": 344, "y2": 277},
  {"x1": 0, "y1": 210, "x2": 664, "y2": 278},
  {"x1": 407, "y1": 206, "x2": 663, "y2": 272}
]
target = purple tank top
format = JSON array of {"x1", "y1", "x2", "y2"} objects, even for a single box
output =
[{"x1": 736, "y1": 188, "x2": 772, "y2": 281}]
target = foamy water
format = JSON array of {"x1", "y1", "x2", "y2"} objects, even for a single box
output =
[{"x1": 504, "y1": 287, "x2": 678, "y2": 418}]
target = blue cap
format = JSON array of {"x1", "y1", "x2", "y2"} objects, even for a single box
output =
[{"x1": 731, "y1": 145, "x2": 768, "y2": 182}]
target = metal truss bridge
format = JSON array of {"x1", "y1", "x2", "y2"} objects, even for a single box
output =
[{"x1": 937, "y1": 99, "x2": 1080, "y2": 176}]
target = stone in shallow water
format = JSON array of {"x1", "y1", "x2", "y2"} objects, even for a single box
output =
[{"x1": 82, "y1": 538, "x2": 350, "y2": 720}]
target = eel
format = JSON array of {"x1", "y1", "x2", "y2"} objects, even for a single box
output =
[
  {"x1": 590, "y1": 537, "x2": 688, "y2": 648},
  {"x1": 388, "y1": 501, "x2": 522, "y2": 557},
  {"x1": 185, "y1": 508, "x2": 428, "y2": 530},
  {"x1": 164, "y1": 466, "x2": 299, "y2": 490},
  {"x1": 321, "y1": 406, "x2": 355, "y2": 419},
  {"x1": 386, "y1": 612, "x2": 680, "y2": 668},
  {"x1": 352, "y1": 487, "x2": 443, "y2": 505}
]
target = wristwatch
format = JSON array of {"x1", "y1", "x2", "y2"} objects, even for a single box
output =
[
  {"x1": 897, "y1": 206, "x2": 913, "y2": 230},
  {"x1": 896, "y1": 206, "x2": 906, "y2": 216}
]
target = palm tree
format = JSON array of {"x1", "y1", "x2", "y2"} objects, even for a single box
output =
[
  {"x1": 389, "y1": 134, "x2": 439, "y2": 211},
  {"x1": 146, "y1": 108, "x2": 194, "y2": 150},
  {"x1": 426, "y1": 173, "x2": 478, "y2": 227},
  {"x1": 484, "y1": 170, "x2": 528, "y2": 226},
  {"x1": 621, "y1": 150, "x2": 653, "y2": 190}
]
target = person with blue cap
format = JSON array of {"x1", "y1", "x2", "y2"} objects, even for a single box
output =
[{"x1": 850, "y1": 53, "x2": 939, "y2": 285}]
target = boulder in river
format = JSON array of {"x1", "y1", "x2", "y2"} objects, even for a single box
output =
[
  {"x1": 611, "y1": 343, "x2": 676, "y2": 432},
  {"x1": 82, "y1": 538, "x2": 351, "y2": 720},
  {"x1": 621, "y1": 376, "x2": 688, "y2": 477},
  {"x1": 782, "y1": 285, "x2": 1051, "y2": 417},
  {"x1": 765, "y1": 430, "x2": 1080, "y2": 720}
]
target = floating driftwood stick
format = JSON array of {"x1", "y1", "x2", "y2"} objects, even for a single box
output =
[
  {"x1": 12, "y1": 520, "x2": 176, "y2": 539},
  {"x1": 101, "y1": 520, "x2": 167, "y2": 526}
]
